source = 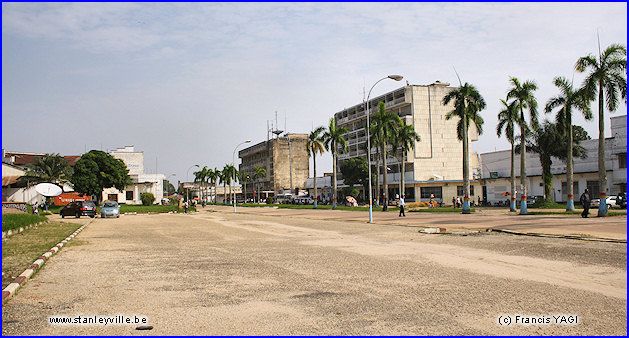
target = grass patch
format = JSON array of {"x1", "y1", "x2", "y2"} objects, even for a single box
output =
[
  {"x1": 2, "y1": 214, "x2": 48, "y2": 232},
  {"x1": 528, "y1": 199, "x2": 565, "y2": 209},
  {"x1": 2, "y1": 221, "x2": 83, "y2": 288},
  {"x1": 409, "y1": 208, "x2": 476, "y2": 213}
]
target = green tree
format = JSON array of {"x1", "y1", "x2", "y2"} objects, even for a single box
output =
[
  {"x1": 507, "y1": 77, "x2": 539, "y2": 215},
  {"x1": 253, "y1": 166, "x2": 266, "y2": 203},
  {"x1": 163, "y1": 179, "x2": 175, "y2": 195},
  {"x1": 545, "y1": 76, "x2": 593, "y2": 210},
  {"x1": 71, "y1": 150, "x2": 131, "y2": 203},
  {"x1": 240, "y1": 171, "x2": 251, "y2": 202},
  {"x1": 370, "y1": 101, "x2": 402, "y2": 211},
  {"x1": 393, "y1": 123, "x2": 420, "y2": 201},
  {"x1": 222, "y1": 164, "x2": 237, "y2": 204},
  {"x1": 576, "y1": 43, "x2": 627, "y2": 216},
  {"x1": 207, "y1": 168, "x2": 219, "y2": 203},
  {"x1": 193, "y1": 166, "x2": 209, "y2": 203},
  {"x1": 307, "y1": 126, "x2": 326, "y2": 208},
  {"x1": 322, "y1": 117, "x2": 349, "y2": 209},
  {"x1": 339, "y1": 156, "x2": 369, "y2": 200},
  {"x1": 18, "y1": 153, "x2": 72, "y2": 186},
  {"x1": 496, "y1": 98, "x2": 519, "y2": 211},
  {"x1": 443, "y1": 83, "x2": 486, "y2": 214},
  {"x1": 522, "y1": 122, "x2": 561, "y2": 201}
]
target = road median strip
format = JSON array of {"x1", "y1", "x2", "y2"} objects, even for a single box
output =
[{"x1": 2, "y1": 219, "x2": 93, "y2": 304}]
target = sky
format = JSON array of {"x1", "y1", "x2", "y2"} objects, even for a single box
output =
[{"x1": 2, "y1": 2, "x2": 627, "y2": 185}]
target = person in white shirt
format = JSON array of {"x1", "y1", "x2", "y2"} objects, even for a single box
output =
[{"x1": 399, "y1": 195, "x2": 406, "y2": 217}]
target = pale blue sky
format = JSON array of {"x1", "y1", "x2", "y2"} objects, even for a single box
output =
[{"x1": 2, "y1": 2, "x2": 627, "y2": 184}]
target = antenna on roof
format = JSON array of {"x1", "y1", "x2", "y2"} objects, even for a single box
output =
[{"x1": 453, "y1": 66, "x2": 463, "y2": 86}]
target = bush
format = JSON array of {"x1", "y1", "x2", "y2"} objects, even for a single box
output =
[
  {"x1": 266, "y1": 196, "x2": 273, "y2": 204},
  {"x1": 140, "y1": 192, "x2": 156, "y2": 206}
]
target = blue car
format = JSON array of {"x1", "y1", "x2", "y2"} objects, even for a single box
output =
[{"x1": 101, "y1": 201, "x2": 120, "y2": 218}]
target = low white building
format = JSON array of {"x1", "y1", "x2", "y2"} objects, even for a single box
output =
[
  {"x1": 480, "y1": 115, "x2": 627, "y2": 204},
  {"x1": 101, "y1": 146, "x2": 165, "y2": 204}
]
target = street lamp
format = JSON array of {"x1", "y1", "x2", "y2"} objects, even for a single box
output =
[
  {"x1": 365, "y1": 75, "x2": 403, "y2": 223},
  {"x1": 186, "y1": 164, "x2": 200, "y2": 203},
  {"x1": 232, "y1": 140, "x2": 252, "y2": 213}
]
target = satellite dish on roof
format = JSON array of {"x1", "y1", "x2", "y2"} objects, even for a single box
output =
[{"x1": 35, "y1": 183, "x2": 63, "y2": 197}]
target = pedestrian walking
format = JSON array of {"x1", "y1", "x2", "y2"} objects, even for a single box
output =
[
  {"x1": 399, "y1": 195, "x2": 406, "y2": 217},
  {"x1": 580, "y1": 188, "x2": 590, "y2": 218},
  {"x1": 429, "y1": 194, "x2": 435, "y2": 208},
  {"x1": 184, "y1": 201, "x2": 189, "y2": 213},
  {"x1": 452, "y1": 196, "x2": 456, "y2": 208},
  {"x1": 456, "y1": 197, "x2": 461, "y2": 208},
  {"x1": 32, "y1": 202, "x2": 39, "y2": 215}
]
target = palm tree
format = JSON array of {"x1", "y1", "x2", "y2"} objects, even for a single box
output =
[
  {"x1": 545, "y1": 76, "x2": 593, "y2": 211},
  {"x1": 322, "y1": 117, "x2": 349, "y2": 209},
  {"x1": 576, "y1": 43, "x2": 627, "y2": 216},
  {"x1": 222, "y1": 164, "x2": 238, "y2": 204},
  {"x1": 370, "y1": 101, "x2": 402, "y2": 211},
  {"x1": 522, "y1": 122, "x2": 561, "y2": 201},
  {"x1": 507, "y1": 77, "x2": 539, "y2": 215},
  {"x1": 393, "y1": 123, "x2": 420, "y2": 201},
  {"x1": 443, "y1": 83, "x2": 486, "y2": 214},
  {"x1": 193, "y1": 166, "x2": 209, "y2": 203},
  {"x1": 240, "y1": 171, "x2": 251, "y2": 203},
  {"x1": 19, "y1": 153, "x2": 72, "y2": 186},
  {"x1": 220, "y1": 165, "x2": 230, "y2": 204},
  {"x1": 253, "y1": 166, "x2": 266, "y2": 203},
  {"x1": 307, "y1": 126, "x2": 326, "y2": 208},
  {"x1": 496, "y1": 98, "x2": 519, "y2": 211},
  {"x1": 208, "y1": 168, "x2": 219, "y2": 203}
]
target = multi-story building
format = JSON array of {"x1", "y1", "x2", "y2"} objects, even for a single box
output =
[
  {"x1": 238, "y1": 133, "x2": 309, "y2": 200},
  {"x1": 102, "y1": 146, "x2": 165, "y2": 204},
  {"x1": 334, "y1": 82, "x2": 481, "y2": 203},
  {"x1": 479, "y1": 115, "x2": 627, "y2": 204}
]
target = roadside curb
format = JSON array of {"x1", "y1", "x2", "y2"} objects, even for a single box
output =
[
  {"x1": 2, "y1": 219, "x2": 93, "y2": 304},
  {"x1": 2, "y1": 220, "x2": 48, "y2": 240},
  {"x1": 491, "y1": 228, "x2": 626, "y2": 243}
]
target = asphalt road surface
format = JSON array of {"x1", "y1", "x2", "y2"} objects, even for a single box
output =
[{"x1": 2, "y1": 210, "x2": 626, "y2": 335}]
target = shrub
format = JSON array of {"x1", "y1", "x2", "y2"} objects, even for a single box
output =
[
  {"x1": 266, "y1": 196, "x2": 273, "y2": 204},
  {"x1": 140, "y1": 192, "x2": 156, "y2": 206}
]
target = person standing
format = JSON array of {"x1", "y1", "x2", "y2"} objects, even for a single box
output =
[
  {"x1": 580, "y1": 188, "x2": 591, "y2": 218},
  {"x1": 184, "y1": 200, "x2": 189, "y2": 213},
  {"x1": 452, "y1": 196, "x2": 456, "y2": 208},
  {"x1": 399, "y1": 195, "x2": 406, "y2": 217}
]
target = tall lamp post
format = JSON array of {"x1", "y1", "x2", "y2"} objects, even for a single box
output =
[
  {"x1": 232, "y1": 140, "x2": 252, "y2": 213},
  {"x1": 365, "y1": 75, "x2": 404, "y2": 223},
  {"x1": 186, "y1": 164, "x2": 200, "y2": 203}
]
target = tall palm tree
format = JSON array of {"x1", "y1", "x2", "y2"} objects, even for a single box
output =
[
  {"x1": 307, "y1": 126, "x2": 326, "y2": 208},
  {"x1": 507, "y1": 77, "x2": 539, "y2": 215},
  {"x1": 253, "y1": 166, "x2": 266, "y2": 203},
  {"x1": 222, "y1": 164, "x2": 238, "y2": 205},
  {"x1": 576, "y1": 43, "x2": 627, "y2": 216},
  {"x1": 220, "y1": 165, "x2": 230, "y2": 204},
  {"x1": 322, "y1": 117, "x2": 349, "y2": 209},
  {"x1": 240, "y1": 171, "x2": 251, "y2": 203},
  {"x1": 370, "y1": 101, "x2": 402, "y2": 211},
  {"x1": 208, "y1": 168, "x2": 219, "y2": 203},
  {"x1": 545, "y1": 76, "x2": 593, "y2": 210},
  {"x1": 193, "y1": 166, "x2": 209, "y2": 203},
  {"x1": 393, "y1": 123, "x2": 420, "y2": 200},
  {"x1": 19, "y1": 153, "x2": 72, "y2": 186},
  {"x1": 443, "y1": 83, "x2": 486, "y2": 214},
  {"x1": 496, "y1": 98, "x2": 519, "y2": 211}
]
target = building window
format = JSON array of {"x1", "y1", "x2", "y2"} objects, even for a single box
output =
[
  {"x1": 126, "y1": 191, "x2": 134, "y2": 201},
  {"x1": 561, "y1": 181, "x2": 579, "y2": 201},
  {"x1": 586, "y1": 180, "x2": 600, "y2": 198},
  {"x1": 618, "y1": 153, "x2": 627, "y2": 169},
  {"x1": 456, "y1": 185, "x2": 474, "y2": 196},
  {"x1": 420, "y1": 187, "x2": 442, "y2": 199}
]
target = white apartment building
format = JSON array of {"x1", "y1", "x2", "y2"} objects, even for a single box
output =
[
  {"x1": 480, "y1": 115, "x2": 627, "y2": 204},
  {"x1": 334, "y1": 82, "x2": 481, "y2": 203},
  {"x1": 101, "y1": 146, "x2": 165, "y2": 204}
]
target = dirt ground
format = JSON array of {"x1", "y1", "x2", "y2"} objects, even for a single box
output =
[{"x1": 2, "y1": 210, "x2": 626, "y2": 335}]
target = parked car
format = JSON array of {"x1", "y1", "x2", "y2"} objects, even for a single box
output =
[
  {"x1": 100, "y1": 201, "x2": 120, "y2": 218},
  {"x1": 60, "y1": 200, "x2": 97, "y2": 218},
  {"x1": 591, "y1": 196, "x2": 618, "y2": 208}
]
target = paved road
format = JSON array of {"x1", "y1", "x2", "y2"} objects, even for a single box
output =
[{"x1": 2, "y1": 210, "x2": 626, "y2": 335}]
